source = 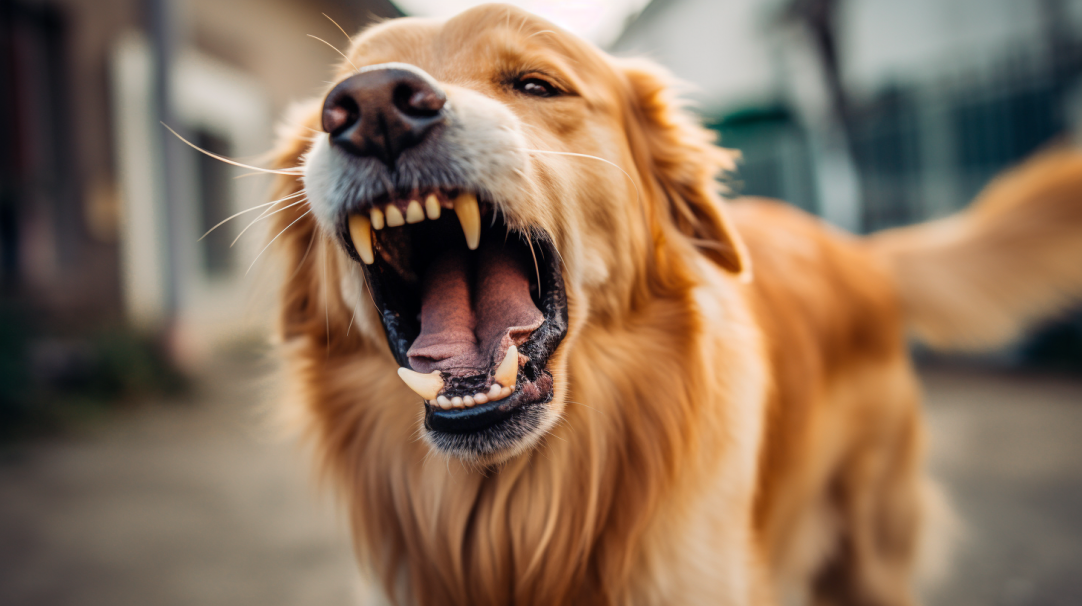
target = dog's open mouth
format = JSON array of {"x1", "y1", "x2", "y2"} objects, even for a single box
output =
[{"x1": 339, "y1": 190, "x2": 567, "y2": 438}]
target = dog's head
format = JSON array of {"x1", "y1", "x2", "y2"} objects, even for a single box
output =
[{"x1": 278, "y1": 4, "x2": 747, "y2": 463}]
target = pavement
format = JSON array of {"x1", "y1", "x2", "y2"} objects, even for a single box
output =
[{"x1": 0, "y1": 360, "x2": 1080, "y2": 606}]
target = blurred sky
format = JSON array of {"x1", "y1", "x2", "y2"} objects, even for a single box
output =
[{"x1": 392, "y1": 0, "x2": 652, "y2": 46}]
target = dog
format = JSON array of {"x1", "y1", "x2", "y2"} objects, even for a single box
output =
[{"x1": 262, "y1": 5, "x2": 1082, "y2": 604}]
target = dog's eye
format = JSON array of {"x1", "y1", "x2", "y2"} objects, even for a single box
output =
[{"x1": 514, "y1": 77, "x2": 559, "y2": 98}]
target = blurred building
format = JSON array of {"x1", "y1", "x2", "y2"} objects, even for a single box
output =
[
  {"x1": 615, "y1": 0, "x2": 1082, "y2": 232},
  {"x1": 4, "y1": 0, "x2": 1081, "y2": 367},
  {"x1": 615, "y1": 0, "x2": 1082, "y2": 364},
  {"x1": 1, "y1": 0, "x2": 399, "y2": 363}
]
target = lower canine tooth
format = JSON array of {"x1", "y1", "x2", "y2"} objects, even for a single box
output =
[
  {"x1": 453, "y1": 192, "x2": 481, "y2": 250},
  {"x1": 425, "y1": 194, "x2": 441, "y2": 220},
  {"x1": 406, "y1": 200, "x2": 424, "y2": 223},
  {"x1": 348, "y1": 214, "x2": 374, "y2": 264},
  {"x1": 397, "y1": 368, "x2": 444, "y2": 400},
  {"x1": 385, "y1": 205, "x2": 405, "y2": 227},
  {"x1": 494, "y1": 344, "x2": 518, "y2": 390}
]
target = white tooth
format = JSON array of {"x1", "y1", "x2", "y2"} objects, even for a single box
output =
[
  {"x1": 348, "y1": 214, "x2": 374, "y2": 264},
  {"x1": 385, "y1": 205, "x2": 405, "y2": 227},
  {"x1": 451, "y1": 396, "x2": 464, "y2": 408},
  {"x1": 473, "y1": 393, "x2": 488, "y2": 404},
  {"x1": 406, "y1": 200, "x2": 425, "y2": 223},
  {"x1": 463, "y1": 396, "x2": 475, "y2": 407},
  {"x1": 425, "y1": 194, "x2": 441, "y2": 220},
  {"x1": 501, "y1": 386, "x2": 512, "y2": 398},
  {"x1": 488, "y1": 383, "x2": 503, "y2": 398},
  {"x1": 494, "y1": 344, "x2": 518, "y2": 390},
  {"x1": 370, "y1": 207, "x2": 385, "y2": 230},
  {"x1": 436, "y1": 395, "x2": 452, "y2": 409},
  {"x1": 397, "y1": 368, "x2": 443, "y2": 400},
  {"x1": 453, "y1": 192, "x2": 481, "y2": 250}
]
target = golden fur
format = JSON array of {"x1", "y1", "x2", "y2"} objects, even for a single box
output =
[{"x1": 263, "y1": 5, "x2": 1082, "y2": 604}]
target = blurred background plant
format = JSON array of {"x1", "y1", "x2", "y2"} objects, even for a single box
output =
[{"x1": 0, "y1": 303, "x2": 186, "y2": 443}]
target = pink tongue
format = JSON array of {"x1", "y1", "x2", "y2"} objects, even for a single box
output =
[{"x1": 406, "y1": 241, "x2": 544, "y2": 376}]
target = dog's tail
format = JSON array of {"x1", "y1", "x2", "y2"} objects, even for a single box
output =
[{"x1": 866, "y1": 146, "x2": 1082, "y2": 352}]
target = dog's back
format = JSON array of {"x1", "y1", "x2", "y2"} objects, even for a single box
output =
[{"x1": 725, "y1": 146, "x2": 1082, "y2": 604}]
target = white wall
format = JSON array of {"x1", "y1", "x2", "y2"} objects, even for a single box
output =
[
  {"x1": 111, "y1": 34, "x2": 274, "y2": 365},
  {"x1": 614, "y1": 0, "x2": 1067, "y2": 110},
  {"x1": 612, "y1": 0, "x2": 782, "y2": 107}
]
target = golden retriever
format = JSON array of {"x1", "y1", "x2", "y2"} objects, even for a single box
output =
[{"x1": 262, "y1": 5, "x2": 1082, "y2": 604}]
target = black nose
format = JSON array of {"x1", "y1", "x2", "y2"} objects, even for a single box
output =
[{"x1": 322, "y1": 66, "x2": 447, "y2": 168}]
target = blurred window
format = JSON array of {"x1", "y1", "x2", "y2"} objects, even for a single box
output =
[
  {"x1": 710, "y1": 107, "x2": 819, "y2": 214},
  {"x1": 0, "y1": 3, "x2": 76, "y2": 291},
  {"x1": 194, "y1": 130, "x2": 233, "y2": 276},
  {"x1": 852, "y1": 88, "x2": 921, "y2": 232}
]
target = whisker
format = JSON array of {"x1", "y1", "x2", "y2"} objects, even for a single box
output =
[
  {"x1": 247, "y1": 209, "x2": 311, "y2": 275},
  {"x1": 567, "y1": 399, "x2": 605, "y2": 416},
  {"x1": 307, "y1": 34, "x2": 357, "y2": 70},
  {"x1": 289, "y1": 228, "x2": 318, "y2": 281},
  {"x1": 323, "y1": 241, "x2": 330, "y2": 357},
  {"x1": 345, "y1": 309, "x2": 356, "y2": 337},
  {"x1": 163, "y1": 123, "x2": 303, "y2": 175},
  {"x1": 198, "y1": 190, "x2": 304, "y2": 241},
  {"x1": 231, "y1": 196, "x2": 308, "y2": 247},
  {"x1": 517, "y1": 148, "x2": 641, "y2": 209},
  {"x1": 524, "y1": 29, "x2": 557, "y2": 41},
  {"x1": 322, "y1": 13, "x2": 352, "y2": 42},
  {"x1": 525, "y1": 232, "x2": 541, "y2": 290},
  {"x1": 516, "y1": 147, "x2": 643, "y2": 259}
]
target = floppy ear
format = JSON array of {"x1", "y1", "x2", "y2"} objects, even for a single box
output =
[{"x1": 618, "y1": 58, "x2": 750, "y2": 278}]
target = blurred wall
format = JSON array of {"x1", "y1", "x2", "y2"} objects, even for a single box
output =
[
  {"x1": 614, "y1": 0, "x2": 1082, "y2": 230},
  {"x1": 1, "y1": 0, "x2": 399, "y2": 363}
]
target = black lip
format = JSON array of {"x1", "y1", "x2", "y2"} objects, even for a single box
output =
[
  {"x1": 337, "y1": 196, "x2": 568, "y2": 440},
  {"x1": 425, "y1": 394, "x2": 519, "y2": 433}
]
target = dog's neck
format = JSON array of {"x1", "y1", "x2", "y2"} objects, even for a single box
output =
[{"x1": 299, "y1": 266, "x2": 762, "y2": 605}]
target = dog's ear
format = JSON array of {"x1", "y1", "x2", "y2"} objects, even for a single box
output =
[{"x1": 618, "y1": 58, "x2": 750, "y2": 278}]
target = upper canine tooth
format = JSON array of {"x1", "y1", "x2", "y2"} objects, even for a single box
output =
[
  {"x1": 385, "y1": 205, "x2": 405, "y2": 227},
  {"x1": 494, "y1": 344, "x2": 518, "y2": 390},
  {"x1": 453, "y1": 192, "x2": 481, "y2": 250},
  {"x1": 348, "y1": 214, "x2": 374, "y2": 264},
  {"x1": 370, "y1": 207, "x2": 384, "y2": 230},
  {"x1": 425, "y1": 194, "x2": 441, "y2": 220},
  {"x1": 397, "y1": 368, "x2": 444, "y2": 400},
  {"x1": 406, "y1": 200, "x2": 425, "y2": 223}
]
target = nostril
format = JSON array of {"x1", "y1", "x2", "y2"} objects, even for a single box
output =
[
  {"x1": 323, "y1": 95, "x2": 359, "y2": 135},
  {"x1": 393, "y1": 82, "x2": 445, "y2": 118},
  {"x1": 322, "y1": 65, "x2": 447, "y2": 164}
]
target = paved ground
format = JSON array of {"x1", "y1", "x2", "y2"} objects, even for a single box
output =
[
  {"x1": 0, "y1": 361, "x2": 1080, "y2": 605},
  {"x1": 921, "y1": 368, "x2": 1082, "y2": 606}
]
